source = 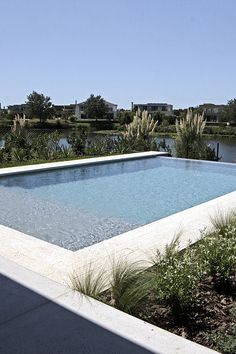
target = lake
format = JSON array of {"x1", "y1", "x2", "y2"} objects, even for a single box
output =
[{"x1": 155, "y1": 137, "x2": 236, "y2": 163}]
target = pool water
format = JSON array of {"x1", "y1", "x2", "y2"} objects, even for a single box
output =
[{"x1": 1, "y1": 157, "x2": 236, "y2": 251}]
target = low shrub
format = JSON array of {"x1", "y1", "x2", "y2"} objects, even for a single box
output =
[
  {"x1": 67, "y1": 132, "x2": 86, "y2": 155},
  {"x1": 69, "y1": 116, "x2": 77, "y2": 122},
  {"x1": 197, "y1": 226, "x2": 236, "y2": 285},
  {"x1": 86, "y1": 136, "x2": 114, "y2": 156},
  {"x1": 148, "y1": 237, "x2": 202, "y2": 317},
  {"x1": 203, "y1": 307, "x2": 236, "y2": 354},
  {"x1": 112, "y1": 135, "x2": 133, "y2": 154}
]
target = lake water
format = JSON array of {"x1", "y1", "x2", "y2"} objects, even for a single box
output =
[{"x1": 156, "y1": 137, "x2": 236, "y2": 163}]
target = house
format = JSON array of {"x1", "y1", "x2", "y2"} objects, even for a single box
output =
[
  {"x1": 75, "y1": 100, "x2": 118, "y2": 119},
  {"x1": 198, "y1": 103, "x2": 226, "y2": 122},
  {"x1": 7, "y1": 104, "x2": 27, "y2": 115},
  {"x1": 53, "y1": 104, "x2": 76, "y2": 117},
  {"x1": 131, "y1": 102, "x2": 173, "y2": 116}
]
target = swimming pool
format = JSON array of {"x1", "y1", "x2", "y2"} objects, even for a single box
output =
[{"x1": 1, "y1": 156, "x2": 236, "y2": 251}]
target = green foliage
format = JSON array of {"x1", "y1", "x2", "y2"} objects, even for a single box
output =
[
  {"x1": 223, "y1": 98, "x2": 236, "y2": 123},
  {"x1": 1, "y1": 130, "x2": 74, "y2": 162},
  {"x1": 112, "y1": 135, "x2": 133, "y2": 154},
  {"x1": 86, "y1": 136, "x2": 113, "y2": 156},
  {"x1": 71, "y1": 209, "x2": 236, "y2": 328},
  {"x1": 118, "y1": 110, "x2": 134, "y2": 125},
  {"x1": 204, "y1": 125, "x2": 236, "y2": 136},
  {"x1": 204, "y1": 311, "x2": 236, "y2": 354},
  {"x1": 67, "y1": 132, "x2": 86, "y2": 155},
  {"x1": 76, "y1": 122, "x2": 90, "y2": 132},
  {"x1": 26, "y1": 91, "x2": 55, "y2": 123},
  {"x1": 156, "y1": 125, "x2": 176, "y2": 134},
  {"x1": 175, "y1": 109, "x2": 218, "y2": 160},
  {"x1": 83, "y1": 94, "x2": 109, "y2": 120},
  {"x1": 69, "y1": 116, "x2": 77, "y2": 122},
  {"x1": 148, "y1": 237, "x2": 201, "y2": 316},
  {"x1": 197, "y1": 226, "x2": 236, "y2": 284},
  {"x1": 153, "y1": 111, "x2": 165, "y2": 124}
]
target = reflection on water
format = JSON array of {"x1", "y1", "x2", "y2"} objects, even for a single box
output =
[{"x1": 156, "y1": 137, "x2": 236, "y2": 163}]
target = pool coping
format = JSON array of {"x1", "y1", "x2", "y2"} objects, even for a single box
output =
[{"x1": 0, "y1": 151, "x2": 168, "y2": 176}]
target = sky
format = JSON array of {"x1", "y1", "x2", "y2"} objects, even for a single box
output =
[{"x1": 0, "y1": 0, "x2": 236, "y2": 109}]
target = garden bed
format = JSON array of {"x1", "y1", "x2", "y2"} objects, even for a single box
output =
[
  {"x1": 72, "y1": 212, "x2": 236, "y2": 354},
  {"x1": 135, "y1": 275, "x2": 236, "y2": 353}
]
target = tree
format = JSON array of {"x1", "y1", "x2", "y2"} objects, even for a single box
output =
[
  {"x1": 117, "y1": 110, "x2": 134, "y2": 125},
  {"x1": 26, "y1": 91, "x2": 55, "y2": 123},
  {"x1": 83, "y1": 94, "x2": 109, "y2": 120},
  {"x1": 223, "y1": 99, "x2": 236, "y2": 123}
]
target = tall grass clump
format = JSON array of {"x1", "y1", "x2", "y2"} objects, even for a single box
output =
[
  {"x1": 210, "y1": 209, "x2": 236, "y2": 235},
  {"x1": 110, "y1": 260, "x2": 149, "y2": 313},
  {"x1": 123, "y1": 109, "x2": 158, "y2": 151},
  {"x1": 175, "y1": 109, "x2": 218, "y2": 160},
  {"x1": 70, "y1": 266, "x2": 107, "y2": 300}
]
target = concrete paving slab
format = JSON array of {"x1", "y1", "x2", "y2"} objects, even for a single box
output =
[{"x1": 0, "y1": 256, "x2": 219, "y2": 354}]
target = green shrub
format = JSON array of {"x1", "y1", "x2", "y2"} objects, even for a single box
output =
[
  {"x1": 112, "y1": 135, "x2": 133, "y2": 154},
  {"x1": 148, "y1": 237, "x2": 202, "y2": 317},
  {"x1": 203, "y1": 307, "x2": 236, "y2": 354},
  {"x1": 206, "y1": 326, "x2": 236, "y2": 354},
  {"x1": 69, "y1": 116, "x2": 77, "y2": 122},
  {"x1": 86, "y1": 136, "x2": 113, "y2": 156},
  {"x1": 197, "y1": 226, "x2": 236, "y2": 284},
  {"x1": 67, "y1": 132, "x2": 86, "y2": 155}
]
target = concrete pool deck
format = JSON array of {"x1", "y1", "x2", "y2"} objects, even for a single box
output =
[{"x1": 0, "y1": 255, "x2": 219, "y2": 354}]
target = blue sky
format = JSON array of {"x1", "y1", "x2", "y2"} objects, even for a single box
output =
[{"x1": 0, "y1": 0, "x2": 236, "y2": 109}]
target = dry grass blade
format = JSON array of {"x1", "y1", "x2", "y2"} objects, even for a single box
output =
[
  {"x1": 210, "y1": 209, "x2": 236, "y2": 234},
  {"x1": 110, "y1": 259, "x2": 149, "y2": 313},
  {"x1": 70, "y1": 266, "x2": 107, "y2": 300}
]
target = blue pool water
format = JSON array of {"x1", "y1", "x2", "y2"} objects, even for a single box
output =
[{"x1": 1, "y1": 156, "x2": 236, "y2": 251}]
